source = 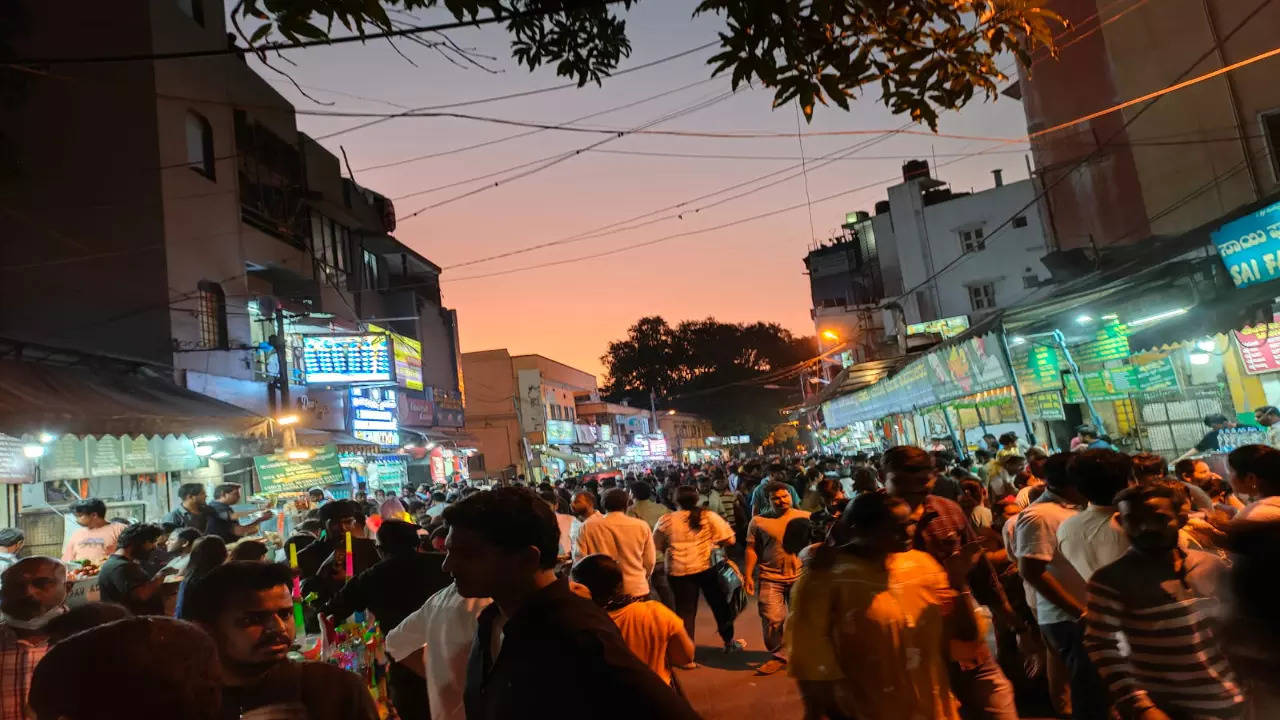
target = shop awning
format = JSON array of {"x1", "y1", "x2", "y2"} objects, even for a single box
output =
[
  {"x1": 294, "y1": 428, "x2": 378, "y2": 449},
  {"x1": 0, "y1": 358, "x2": 270, "y2": 438},
  {"x1": 400, "y1": 427, "x2": 480, "y2": 448},
  {"x1": 538, "y1": 446, "x2": 582, "y2": 463},
  {"x1": 1127, "y1": 280, "x2": 1280, "y2": 353}
]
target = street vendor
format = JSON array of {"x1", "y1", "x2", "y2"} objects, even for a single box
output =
[
  {"x1": 61, "y1": 499, "x2": 126, "y2": 566},
  {"x1": 163, "y1": 483, "x2": 212, "y2": 530},
  {"x1": 296, "y1": 500, "x2": 378, "y2": 602},
  {"x1": 205, "y1": 483, "x2": 274, "y2": 544}
]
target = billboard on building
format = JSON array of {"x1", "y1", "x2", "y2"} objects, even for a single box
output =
[
  {"x1": 302, "y1": 334, "x2": 393, "y2": 384},
  {"x1": 368, "y1": 323, "x2": 423, "y2": 391}
]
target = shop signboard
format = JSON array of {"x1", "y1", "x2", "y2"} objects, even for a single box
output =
[
  {"x1": 368, "y1": 323, "x2": 424, "y2": 391},
  {"x1": 925, "y1": 333, "x2": 1012, "y2": 398},
  {"x1": 1025, "y1": 391, "x2": 1066, "y2": 421},
  {"x1": 1211, "y1": 200, "x2": 1280, "y2": 288},
  {"x1": 1063, "y1": 369, "x2": 1132, "y2": 403},
  {"x1": 349, "y1": 388, "x2": 398, "y2": 446},
  {"x1": 254, "y1": 445, "x2": 344, "y2": 494},
  {"x1": 154, "y1": 435, "x2": 200, "y2": 472},
  {"x1": 1071, "y1": 323, "x2": 1131, "y2": 365},
  {"x1": 0, "y1": 434, "x2": 32, "y2": 483},
  {"x1": 86, "y1": 436, "x2": 124, "y2": 478},
  {"x1": 121, "y1": 436, "x2": 158, "y2": 474},
  {"x1": 40, "y1": 435, "x2": 87, "y2": 480},
  {"x1": 574, "y1": 425, "x2": 598, "y2": 443},
  {"x1": 1014, "y1": 346, "x2": 1063, "y2": 394},
  {"x1": 545, "y1": 420, "x2": 575, "y2": 445},
  {"x1": 432, "y1": 387, "x2": 465, "y2": 427},
  {"x1": 1233, "y1": 322, "x2": 1280, "y2": 374},
  {"x1": 396, "y1": 391, "x2": 435, "y2": 427},
  {"x1": 302, "y1": 334, "x2": 393, "y2": 384},
  {"x1": 907, "y1": 315, "x2": 970, "y2": 339},
  {"x1": 1135, "y1": 356, "x2": 1179, "y2": 392}
]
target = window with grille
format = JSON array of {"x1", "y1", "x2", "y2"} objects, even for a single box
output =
[
  {"x1": 185, "y1": 111, "x2": 215, "y2": 180},
  {"x1": 196, "y1": 281, "x2": 228, "y2": 349},
  {"x1": 959, "y1": 226, "x2": 985, "y2": 253},
  {"x1": 968, "y1": 283, "x2": 996, "y2": 310}
]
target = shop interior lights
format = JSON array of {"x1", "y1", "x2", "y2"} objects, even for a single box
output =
[
  {"x1": 1189, "y1": 352, "x2": 1212, "y2": 365},
  {"x1": 277, "y1": 414, "x2": 300, "y2": 426},
  {"x1": 195, "y1": 445, "x2": 215, "y2": 457},
  {"x1": 1009, "y1": 336, "x2": 1027, "y2": 345},
  {"x1": 38, "y1": 433, "x2": 54, "y2": 444},
  {"x1": 286, "y1": 449, "x2": 312, "y2": 460},
  {"x1": 1196, "y1": 339, "x2": 1217, "y2": 352},
  {"x1": 22, "y1": 444, "x2": 45, "y2": 459},
  {"x1": 1075, "y1": 314, "x2": 1093, "y2": 325},
  {"x1": 1127, "y1": 308, "x2": 1189, "y2": 327}
]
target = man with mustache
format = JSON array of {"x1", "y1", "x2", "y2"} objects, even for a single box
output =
[
  {"x1": 0, "y1": 557, "x2": 67, "y2": 720},
  {"x1": 184, "y1": 561, "x2": 378, "y2": 720}
]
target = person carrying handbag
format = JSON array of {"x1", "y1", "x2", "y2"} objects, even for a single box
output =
[{"x1": 653, "y1": 486, "x2": 746, "y2": 655}]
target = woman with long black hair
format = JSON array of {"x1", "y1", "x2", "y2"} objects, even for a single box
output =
[{"x1": 653, "y1": 485, "x2": 743, "y2": 653}]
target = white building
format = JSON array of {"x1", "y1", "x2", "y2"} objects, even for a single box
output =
[{"x1": 869, "y1": 161, "x2": 1053, "y2": 333}]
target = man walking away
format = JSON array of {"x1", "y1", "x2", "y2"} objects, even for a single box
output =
[
  {"x1": 1084, "y1": 484, "x2": 1244, "y2": 719},
  {"x1": 572, "y1": 554, "x2": 694, "y2": 687},
  {"x1": 882, "y1": 446, "x2": 1022, "y2": 720},
  {"x1": 1015, "y1": 453, "x2": 1108, "y2": 719},
  {"x1": 576, "y1": 489, "x2": 656, "y2": 600},
  {"x1": 441, "y1": 487, "x2": 699, "y2": 720},
  {"x1": 745, "y1": 481, "x2": 810, "y2": 675},
  {"x1": 1057, "y1": 449, "x2": 1133, "y2": 582}
]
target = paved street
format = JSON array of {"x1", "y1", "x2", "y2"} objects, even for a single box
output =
[{"x1": 675, "y1": 596, "x2": 802, "y2": 718}]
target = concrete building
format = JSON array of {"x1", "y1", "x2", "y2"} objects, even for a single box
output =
[
  {"x1": 461, "y1": 351, "x2": 598, "y2": 480},
  {"x1": 573, "y1": 398, "x2": 652, "y2": 448},
  {"x1": 872, "y1": 162, "x2": 1053, "y2": 333},
  {"x1": 656, "y1": 411, "x2": 716, "y2": 461},
  {"x1": 804, "y1": 211, "x2": 889, "y2": 365},
  {"x1": 1017, "y1": 0, "x2": 1280, "y2": 252},
  {"x1": 1, "y1": 0, "x2": 463, "y2": 502}
]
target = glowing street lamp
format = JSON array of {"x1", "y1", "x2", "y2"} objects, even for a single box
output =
[{"x1": 821, "y1": 329, "x2": 840, "y2": 341}]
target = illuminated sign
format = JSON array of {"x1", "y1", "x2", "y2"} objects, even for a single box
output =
[
  {"x1": 303, "y1": 334, "x2": 393, "y2": 384},
  {"x1": 368, "y1": 323, "x2": 423, "y2": 391},
  {"x1": 349, "y1": 387, "x2": 398, "y2": 446},
  {"x1": 907, "y1": 315, "x2": 970, "y2": 338},
  {"x1": 546, "y1": 420, "x2": 575, "y2": 445},
  {"x1": 1212, "y1": 200, "x2": 1280, "y2": 288}
]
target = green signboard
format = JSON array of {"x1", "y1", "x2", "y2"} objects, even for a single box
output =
[
  {"x1": 1071, "y1": 323, "x2": 1131, "y2": 365},
  {"x1": 1063, "y1": 368, "x2": 1135, "y2": 402},
  {"x1": 254, "y1": 445, "x2": 344, "y2": 495},
  {"x1": 1135, "y1": 356, "x2": 1179, "y2": 392},
  {"x1": 1026, "y1": 391, "x2": 1067, "y2": 421},
  {"x1": 1015, "y1": 346, "x2": 1063, "y2": 394}
]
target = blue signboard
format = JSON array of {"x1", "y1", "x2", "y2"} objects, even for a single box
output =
[
  {"x1": 1212, "y1": 201, "x2": 1280, "y2": 288},
  {"x1": 302, "y1": 334, "x2": 393, "y2": 384}
]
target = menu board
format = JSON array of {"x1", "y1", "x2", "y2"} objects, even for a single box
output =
[
  {"x1": 1072, "y1": 323, "x2": 1131, "y2": 365},
  {"x1": 254, "y1": 445, "x2": 344, "y2": 494},
  {"x1": 1063, "y1": 369, "x2": 1133, "y2": 403},
  {"x1": 302, "y1": 334, "x2": 393, "y2": 384},
  {"x1": 1135, "y1": 356, "x2": 1179, "y2": 391},
  {"x1": 1014, "y1": 345, "x2": 1063, "y2": 394},
  {"x1": 40, "y1": 435, "x2": 89, "y2": 480},
  {"x1": 1025, "y1": 391, "x2": 1067, "y2": 421},
  {"x1": 0, "y1": 435, "x2": 32, "y2": 484},
  {"x1": 1234, "y1": 323, "x2": 1280, "y2": 374}
]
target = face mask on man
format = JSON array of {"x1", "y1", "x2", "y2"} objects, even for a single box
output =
[{"x1": 2, "y1": 604, "x2": 67, "y2": 631}]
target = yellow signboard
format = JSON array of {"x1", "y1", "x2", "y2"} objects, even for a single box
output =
[{"x1": 368, "y1": 323, "x2": 423, "y2": 391}]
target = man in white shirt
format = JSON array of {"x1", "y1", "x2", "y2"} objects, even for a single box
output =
[
  {"x1": 575, "y1": 489, "x2": 655, "y2": 598},
  {"x1": 538, "y1": 489, "x2": 575, "y2": 563},
  {"x1": 568, "y1": 490, "x2": 602, "y2": 563},
  {"x1": 1056, "y1": 449, "x2": 1133, "y2": 583},
  {"x1": 1014, "y1": 452, "x2": 1107, "y2": 720},
  {"x1": 1227, "y1": 444, "x2": 1280, "y2": 520},
  {"x1": 385, "y1": 582, "x2": 492, "y2": 720}
]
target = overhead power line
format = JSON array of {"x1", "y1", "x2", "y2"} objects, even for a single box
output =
[
  {"x1": 10, "y1": 2, "x2": 629, "y2": 66},
  {"x1": 313, "y1": 40, "x2": 719, "y2": 141}
]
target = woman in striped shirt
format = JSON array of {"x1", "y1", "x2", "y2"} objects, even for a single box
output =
[{"x1": 1083, "y1": 483, "x2": 1245, "y2": 719}]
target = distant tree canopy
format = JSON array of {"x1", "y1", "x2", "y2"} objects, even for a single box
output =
[
  {"x1": 601, "y1": 316, "x2": 816, "y2": 441},
  {"x1": 235, "y1": 0, "x2": 1063, "y2": 128}
]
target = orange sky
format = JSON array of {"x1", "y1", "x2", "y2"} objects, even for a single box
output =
[{"x1": 252, "y1": 4, "x2": 1032, "y2": 382}]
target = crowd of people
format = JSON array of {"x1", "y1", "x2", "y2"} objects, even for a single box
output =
[{"x1": 0, "y1": 433, "x2": 1278, "y2": 719}]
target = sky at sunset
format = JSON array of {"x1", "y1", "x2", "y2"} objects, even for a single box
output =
[{"x1": 245, "y1": 3, "x2": 1033, "y2": 381}]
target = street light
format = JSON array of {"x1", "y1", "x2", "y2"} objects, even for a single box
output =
[
  {"x1": 821, "y1": 329, "x2": 840, "y2": 341},
  {"x1": 277, "y1": 414, "x2": 300, "y2": 426}
]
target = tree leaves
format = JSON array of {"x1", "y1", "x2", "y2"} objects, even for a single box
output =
[{"x1": 233, "y1": 0, "x2": 1060, "y2": 128}]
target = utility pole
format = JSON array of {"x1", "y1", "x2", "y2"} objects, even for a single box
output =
[{"x1": 274, "y1": 306, "x2": 290, "y2": 409}]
